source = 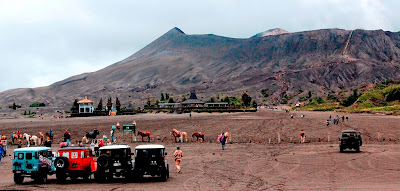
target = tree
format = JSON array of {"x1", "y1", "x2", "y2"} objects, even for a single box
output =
[
  {"x1": 210, "y1": 97, "x2": 217, "y2": 103},
  {"x1": 168, "y1": 97, "x2": 175, "y2": 103},
  {"x1": 70, "y1": 99, "x2": 79, "y2": 112},
  {"x1": 307, "y1": 91, "x2": 312, "y2": 98},
  {"x1": 341, "y1": 89, "x2": 360, "y2": 107},
  {"x1": 223, "y1": 96, "x2": 230, "y2": 104},
  {"x1": 160, "y1": 93, "x2": 165, "y2": 101},
  {"x1": 155, "y1": 99, "x2": 160, "y2": 107},
  {"x1": 182, "y1": 95, "x2": 187, "y2": 102},
  {"x1": 241, "y1": 92, "x2": 252, "y2": 107},
  {"x1": 12, "y1": 102, "x2": 16, "y2": 110},
  {"x1": 116, "y1": 97, "x2": 121, "y2": 111},
  {"x1": 146, "y1": 96, "x2": 151, "y2": 106},
  {"x1": 97, "y1": 98, "x2": 103, "y2": 110},
  {"x1": 252, "y1": 100, "x2": 257, "y2": 107},
  {"x1": 165, "y1": 93, "x2": 170, "y2": 100},
  {"x1": 106, "y1": 97, "x2": 112, "y2": 111}
]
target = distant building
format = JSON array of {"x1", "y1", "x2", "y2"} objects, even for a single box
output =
[
  {"x1": 182, "y1": 89, "x2": 205, "y2": 107},
  {"x1": 205, "y1": 102, "x2": 229, "y2": 108},
  {"x1": 77, "y1": 96, "x2": 94, "y2": 114}
]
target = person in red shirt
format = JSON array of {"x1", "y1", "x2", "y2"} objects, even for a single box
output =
[
  {"x1": 174, "y1": 146, "x2": 183, "y2": 173},
  {"x1": 300, "y1": 130, "x2": 305, "y2": 143}
]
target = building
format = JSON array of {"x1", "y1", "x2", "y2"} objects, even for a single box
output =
[
  {"x1": 205, "y1": 102, "x2": 229, "y2": 108},
  {"x1": 182, "y1": 90, "x2": 205, "y2": 108},
  {"x1": 77, "y1": 96, "x2": 95, "y2": 114}
]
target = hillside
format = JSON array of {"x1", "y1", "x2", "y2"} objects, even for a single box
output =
[
  {"x1": 1, "y1": 27, "x2": 400, "y2": 109},
  {"x1": 300, "y1": 79, "x2": 400, "y2": 115}
]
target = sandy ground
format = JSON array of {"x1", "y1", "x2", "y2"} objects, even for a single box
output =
[{"x1": 1, "y1": 109, "x2": 400, "y2": 190}]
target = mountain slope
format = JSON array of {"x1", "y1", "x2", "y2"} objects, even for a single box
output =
[{"x1": 1, "y1": 28, "x2": 400, "y2": 108}]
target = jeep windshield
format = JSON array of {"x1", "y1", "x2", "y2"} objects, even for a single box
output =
[
  {"x1": 136, "y1": 149, "x2": 164, "y2": 158},
  {"x1": 342, "y1": 132, "x2": 357, "y2": 137},
  {"x1": 100, "y1": 149, "x2": 130, "y2": 158}
]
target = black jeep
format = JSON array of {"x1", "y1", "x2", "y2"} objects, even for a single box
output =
[
  {"x1": 95, "y1": 145, "x2": 134, "y2": 181},
  {"x1": 133, "y1": 144, "x2": 169, "y2": 182},
  {"x1": 339, "y1": 130, "x2": 362, "y2": 152}
]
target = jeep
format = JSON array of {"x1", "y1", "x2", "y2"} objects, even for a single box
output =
[
  {"x1": 95, "y1": 145, "x2": 133, "y2": 181},
  {"x1": 54, "y1": 146, "x2": 97, "y2": 182},
  {"x1": 12, "y1": 147, "x2": 55, "y2": 184},
  {"x1": 133, "y1": 144, "x2": 169, "y2": 182},
  {"x1": 339, "y1": 130, "x2": 363, "y2": 152}
]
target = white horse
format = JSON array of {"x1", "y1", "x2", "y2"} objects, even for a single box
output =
[
  {"x1": 23, "y1": 133, "x2": 31, "y2": 147},
  {"x1": 23, "y1": 133, "x2": 40, "y2": 146}
]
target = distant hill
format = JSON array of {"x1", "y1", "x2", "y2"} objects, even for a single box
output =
[
  {"x1": 251, "y1": 28, "x2": 289, "y2": 38},
  {"x1": 1, "y1": 27, "x2": 400, "y2": 109}
]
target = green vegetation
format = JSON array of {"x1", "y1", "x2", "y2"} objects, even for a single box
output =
[
  {"x1": 29, "y1": 102, "x2": 46, "y2": 107},
  {"x1": 299, "y1": 80, "x2": 400, "y2": 115}
]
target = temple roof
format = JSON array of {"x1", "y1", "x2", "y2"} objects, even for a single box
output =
[{"x1": 77, "y1": 96, "x2": 94, "y2": 103}]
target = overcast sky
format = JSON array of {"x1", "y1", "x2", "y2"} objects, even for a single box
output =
[{"x1": 0, "y1": 0, "x2": 398, "y2": 92}]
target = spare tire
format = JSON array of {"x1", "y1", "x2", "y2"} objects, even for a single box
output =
[
  {"x1": 97, "y1": 154, "x2": 109, "y2": 168},
  {"x1": 55, "y1": 157, "x2": 69, "y2": 170}
]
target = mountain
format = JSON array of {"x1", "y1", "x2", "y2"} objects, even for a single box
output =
[
  {"x1": 251, "y1": 28, "x2": 289, "y2": 38},
  {"x1": 1, "y1": 27, "x2": 400, "y2": 108}
]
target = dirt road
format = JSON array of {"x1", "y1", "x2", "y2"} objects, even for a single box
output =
[{"x1": 1, "y1": 110, "x2": 400, "y2": 190}]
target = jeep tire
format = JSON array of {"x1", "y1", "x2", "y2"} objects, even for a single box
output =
[
  {"x1": 14, "y1": 173, "x2": 24, "y2": 184},
  {"x1": 355, "y1": 145, "x2": 360, "y2": 152},
  {"x1": 56, "y1": 171, "x2": 67, "y2": 183},
  {"x1": 97, "y1": 154, "x2": 109, "y2": 168},
  {"x1": 340, "y1": 146, "x2": 344, "y2": 153},
  {"x1": 94, "y1": 170, "x2": 105, "y2": 182},
  {"x1": 55, "y1": 157, "x2": 69, "y2": 170}
]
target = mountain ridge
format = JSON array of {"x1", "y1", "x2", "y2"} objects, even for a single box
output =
[{"x1": 1, "y1": 27, "x2": 400, "y2": 108}]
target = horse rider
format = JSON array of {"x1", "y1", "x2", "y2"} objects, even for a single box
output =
[{"x1": 174, "y1": 146, "x2": 183, "y2": 173}]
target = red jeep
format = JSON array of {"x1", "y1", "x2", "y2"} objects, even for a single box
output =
[{"x1": 54, "y1": 146, "x2": 97, "y2": 182}]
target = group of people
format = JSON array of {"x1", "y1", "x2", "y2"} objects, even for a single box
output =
[{"x1": 326, "y1": 115, "x2": 349, "y2": 126}]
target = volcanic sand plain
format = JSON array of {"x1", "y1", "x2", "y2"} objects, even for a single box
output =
[{"x1": 1, "y1": 109, "x2": 400, "y2": 190}]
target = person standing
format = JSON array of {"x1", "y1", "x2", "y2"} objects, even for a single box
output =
[
  {"x1": 44, "y1": 136, "x2": 51, "y2": 147},
  {"x1": 63, "y1": 130, "x2": 71, "y2": 143},
  {"x1": 300, "y1": 130, "x2": 305, "y2": 143},
  {"x1": 174, "y1": 146, "x2": 183, "y2": 173},
  {"x1": 220, "y1": 132, "x2": 227, "y2": 150},
  {"x1": 0, "y1": 143, "x2": 4, "y2": 163}
]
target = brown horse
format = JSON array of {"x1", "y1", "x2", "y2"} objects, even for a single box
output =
[
  {"x1": 192, "y1": 132, "x2": 205, "y2": 142},
  {"x1": 137, "y1": 131, "x2": 151, "y2": 142},
  {"x1": 170, "y1": 129, "x2": 187, "y2": 143}
]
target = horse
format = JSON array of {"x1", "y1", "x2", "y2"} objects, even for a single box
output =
[
  {"x1": 85, "y1": 129, "x2": 100, "y2": 143},
  {"x1": 23, "y1": 133, "x2": 31, "y2": 147},
  {"x1": 82, "y1": 136, "x2": 89, "y2": 144},
  {"x1": 137, "y1": 131, "x2": 151, "y2": 142},
  {"x1": 170, "y1": 129, "x2": 187, "y2": 143},
  {"x1": 192, "y1": 132, "x2": 205, "y2": 142},
  {"x1": 30, "y1": 135, "x2": 40, "y2": 146}
]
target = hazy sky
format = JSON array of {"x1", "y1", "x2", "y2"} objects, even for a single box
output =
[{"x1": 0, "y1": 0, "x2": 398, "y2": 92}]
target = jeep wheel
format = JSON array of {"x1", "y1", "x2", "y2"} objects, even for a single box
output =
[
  {"x1": 167, "y1": 164, "x2": 170, "y2": 178},
  {"x1": 161, "y1": 170, "x2": 168, "y2": 182},
  {"x1": 94, "y1": 171, "x2": 105, "y2": 182},
  {"x1": 56, "y1": 171, "x2": 67, "y2": 183},
  {"x1": 14, "y1": 174, "x2": 24, "y2": 184},
  {"x1": 97, "y1": 154, "x2": 109, "y2": 168},
  {"x1": 55, "y1": 157, "x2": 69, "y2": 170},
  {"x1": 355, "y1": 145, "x2": 360, "y2": 152},
  {"x1": 34, "y1": 170, "x2": 47, "y2": 183},
  {"x1": 340, "y1": 146, "x2": 344, "y2": 153}
]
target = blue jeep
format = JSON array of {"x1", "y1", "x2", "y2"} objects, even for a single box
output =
[{"x1": 12, "y1": 147, "x2": 55, "y2": 184}]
